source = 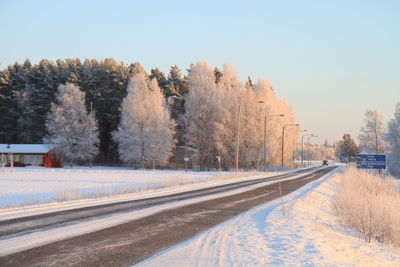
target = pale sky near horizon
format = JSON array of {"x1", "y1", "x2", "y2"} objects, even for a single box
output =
[{"x1": 1, "y1": 0, "x2": 399, "y2": 144}]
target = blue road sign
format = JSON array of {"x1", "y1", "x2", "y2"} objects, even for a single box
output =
[{"x1": 356, "y1": 154, "x2": 386, "y2": 169}]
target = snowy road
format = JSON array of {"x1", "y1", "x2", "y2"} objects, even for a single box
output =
[{"x1": 0, "y1": 166, "x2": 336, "y2": 266}]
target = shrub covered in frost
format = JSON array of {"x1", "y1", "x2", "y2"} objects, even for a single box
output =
[{"x1": 334, "y1": 167, "x2": 400, "y2": 246}]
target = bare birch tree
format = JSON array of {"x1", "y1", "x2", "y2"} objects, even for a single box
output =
[{"x1": 358, "y1": 109, "x2": 386, "y2": 154}]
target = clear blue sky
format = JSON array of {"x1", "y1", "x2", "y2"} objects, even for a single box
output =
[{"x1": 1, "y1": 0, "x2": 399, "y2": 144}]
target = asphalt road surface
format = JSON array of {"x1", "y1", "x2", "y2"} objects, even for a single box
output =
[{"x1": 0, "y1": 166, "x2": 336, "y2": 267}]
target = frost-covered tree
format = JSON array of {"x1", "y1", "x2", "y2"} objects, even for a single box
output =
[
  {"x1": 43, "y1": 83, "x2": 99, "y2": 166},
  {"x1": 254, "y1": 80, "x2": 299, "y2": 167},
  {"x1": 358, "y1": 109, "x2": 386, "y2": 154},
  {"x1": 215, "y1": 64, "x2": 243, "y2": 168},
  {"x1": 182, "y1": 62, "x2": 223, "y2": 168},
  {"x1": 239, "y1": 82, "x2": 261, "y2": 168},
  {"x1": 386, "y1": 103, "x2": 400, "y2": 176},
  {"x1": 183, "y1": 62, "x2": 299, "y2": 169},
  {"x1": 113, "y1": 72, "x2": 175, "y2": 168}
]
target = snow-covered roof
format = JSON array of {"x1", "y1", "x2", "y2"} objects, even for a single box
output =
[{"x1": 0, "y1": 144, "x2": 55, "y2": 154}]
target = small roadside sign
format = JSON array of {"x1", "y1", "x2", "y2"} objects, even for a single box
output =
[
  {"x1": 356, "y1": 154, "x2": 386, "y2": 169},
  {"x1": 340, "y1": 155, "x2": 349, "y2": 163},
  {"x1": 184, "y1": 157, "x2": 189, "y2": 162}
]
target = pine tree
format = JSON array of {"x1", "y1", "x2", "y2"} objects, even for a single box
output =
[
  {"x1": 0, "y1": 68, "x2": 16, "y2": 143},
  {"x1": 30, "y1": 60, "x2": 59, "y2": 143},
  {"x1": 149, "y1": 68, "x2": 169, "y2": 96},
  {"x1": 214, "y1": 67, "x2": 223, "y2": 85},
  {"x1": 79, "y1": 58, "x2": 131, "y2": 163},
  {"x1": 336, "y1": 134, "x2": 359, "y2": 159},
  {"x1": 43, "y1": 83, "x2": 99, "y2": 166},
  {"x1": 167, "y1": 65, "x2": 188, "y2": 146},
  {"x1": 113, "y1": 73, "x2": 175, "y2": 168},
  {"x1": 245, "y1": 76, "x2": 254, "y2": 89},
  {"x1": 386, "y1": 103, "x2": 400, "y2": 176},
  {"x1": 15, "y1": 84, "x2": 36, "y2": 143},
  {"x1": 3, "y1": 61, "x2": 32, "y2": 143},
  {"x1": 358, "y1": 109, "x2": 386, "y2": 154},
  {"x1": 168, "y1": 65, "x2": 188, "y2": 99}
]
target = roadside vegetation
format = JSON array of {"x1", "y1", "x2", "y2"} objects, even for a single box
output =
[{"x1": 334, "y1": 167, "x2": 400, "y2": 246}]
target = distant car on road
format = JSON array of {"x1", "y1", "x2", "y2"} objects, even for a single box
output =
[{"x1": 322, "y1": 160, "x2": 328, "y2": 166}]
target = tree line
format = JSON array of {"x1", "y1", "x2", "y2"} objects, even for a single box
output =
[
  {"x1": 0, "y1": 59, "x2": 299, "y2": 169},
  {"x1": 0, "y1": 58, "x2": 187, "y2": 163}
]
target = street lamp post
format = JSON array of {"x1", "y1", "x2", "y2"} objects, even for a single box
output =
[
  {"x1": 301, "y1": 132, "x2": 313, "y2": 167},
  {"x1": 306, "y1": 134, "x2": 317, "y2": 165},
  {"x1": 281, "y1": 123, "x2": 300, "y2": 168},
  {"x1": 257, "y1": 101, "x2": 284, "y2": 171}
]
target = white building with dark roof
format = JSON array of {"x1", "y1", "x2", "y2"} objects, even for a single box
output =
[{"x1": 0, "y1": 144, "x2": 62, "y2": 167}]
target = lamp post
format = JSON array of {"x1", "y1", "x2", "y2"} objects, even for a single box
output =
[
  {"x1": 301, "y1": 132, "x2": 313, "y2": 167},
  {"x1": 257, "y1": 101, "x2": 284, "y2": 171},
  {"x1": 306, "y1": 134, "x2": 317, "y2": 165},
  {"x1": 281, "y1": 123, "x2": 299, "y2": 168}
]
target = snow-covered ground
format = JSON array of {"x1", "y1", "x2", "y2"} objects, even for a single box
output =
[
  {"x1": 0, "y1": 167, "x2": 323, "y2": 256},
  {"x1": 0, "y1": 165, "x2": 315, "y2": 209},
  {"x1": 138, "y1": 166, "x2": 400, "y2": 267},
  {"x1": 0, "y1": 166, "x2": 250, "y2": 208}
]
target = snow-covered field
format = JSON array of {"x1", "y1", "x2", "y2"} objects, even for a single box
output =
[
  {"x1": 139, "y1": 166, "x2": 400, "y2": 267},
  {"x1": 0, "y1": 166, "x2": 293, "y2": 208}
]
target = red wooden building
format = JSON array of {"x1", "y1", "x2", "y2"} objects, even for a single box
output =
[{"x1": 0, "y1": 144, "x2": 63, "y2": 168}]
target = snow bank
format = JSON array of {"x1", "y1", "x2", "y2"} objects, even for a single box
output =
[{"x1": 139, "y1": 166, "x2": 400, "y2": 266}]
